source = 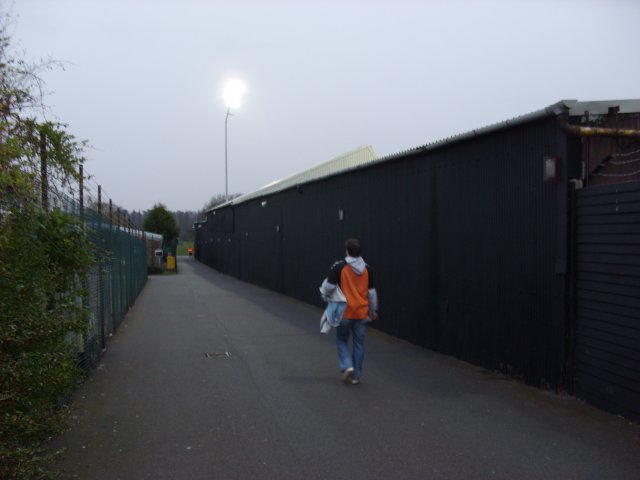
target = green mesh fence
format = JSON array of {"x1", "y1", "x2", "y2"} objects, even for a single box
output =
[
  {"x1": 79, "y1": 207, "x2": 147, "y2": 370},
  {"x1": 48, "y1": 188, "x2": 149, "y2": 371}
]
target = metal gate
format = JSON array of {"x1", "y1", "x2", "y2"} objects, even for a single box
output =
[{"x1": 573, "y1": 181, "x2": 640, "y2": 421}]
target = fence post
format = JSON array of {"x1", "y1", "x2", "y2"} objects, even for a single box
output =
[
  {"x1": 40, "y1": 130, "x2": 48, "y2": 210},
  {"x1": 79, "y1": 164, "x2": 84, "y2": 220},
  {"x1": 78, "y1": 164, "x2": 90, "y2": 365},
  {"x1": 98, "y1": 186, "x2": 106, "y2": 351},
  {"x1": 142, "y1": 230, "x2": 147, "y2": 291},
  {"x1": 110, "y1": 199, "x2": 116, "y2": 333},
  {"x1": 128, "y1": 218, "x2": 133, "y2": 307},
  {"x1": 121, "y1": 211, "x2": 127, "y2": 314},
  {"x1": 116, "y1": 208, "x2": 122, "y2": 326}
]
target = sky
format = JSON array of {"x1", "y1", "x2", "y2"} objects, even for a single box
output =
[{"x1": 9, "y1": 0, "x2": 640, "y2": 212}]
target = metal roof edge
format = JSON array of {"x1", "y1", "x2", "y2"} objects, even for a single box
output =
[
  {"x1": 375, "y1": 100, "x2": 575, "y2": 164},
  {"x1": 375, "y1": 99, "x2": 640, "y2": 165},
  {"x1": 207, "y1": 145, "x2": 377, "y2": 211},
  {"x1": 570, "y1": 99, "x2": 640, "y2": 115},
  {"x1": 235, "y1": 145, "x2": 375, "y2": 201},
  {"x1": 202, "y1": 99, "x2": 640, "y2": 213}
]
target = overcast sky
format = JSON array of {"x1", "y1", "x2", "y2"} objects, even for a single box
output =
[{"x1": 10, "y1": 0, "x2": 640, "y2": 212}]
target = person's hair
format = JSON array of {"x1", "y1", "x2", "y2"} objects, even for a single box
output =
[{"x1": 345, "y1": 238, "x2": 362, "y2": 257}]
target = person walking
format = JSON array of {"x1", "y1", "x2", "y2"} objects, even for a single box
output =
[{"x1": 320, "y1": 238, "x2": 378, "y2": 385}]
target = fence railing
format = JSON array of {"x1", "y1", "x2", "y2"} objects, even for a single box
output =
[{"x1": 46, "y1": 169, "x2": 155, "y2": 370}]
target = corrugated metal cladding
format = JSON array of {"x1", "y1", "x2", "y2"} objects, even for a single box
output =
[
  {"x1": 573, "y1": 181, "x2": 640, "y2": 421},
  {"x1": 196, "y1": 114, "x2": 571, "y2": 390},
  {"x1": 212, "y1": 145, "x2": 378, "y2": 208}
]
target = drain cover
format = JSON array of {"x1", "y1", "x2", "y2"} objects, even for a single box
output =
[{"x1": 204, "y1": 352, "x2": 231, "y2": 358}]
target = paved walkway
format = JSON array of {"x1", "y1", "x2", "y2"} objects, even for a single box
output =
[{"x1": 52, "y1": 257, "x2": 640, "y2": 480}]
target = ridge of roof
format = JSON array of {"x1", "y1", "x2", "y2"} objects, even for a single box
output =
[
  {"x1": 208, "y1": 145, "x2": 378, "y2": 211},
  {"x1": 205, "y1": 99, "x2": 640, "y2": 214}
]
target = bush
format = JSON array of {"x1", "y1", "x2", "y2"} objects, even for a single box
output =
[
  {"x1": 0, "y1": 206, "x2": 93, "y2": 479},
  {"x1": 0, "y1": 12, "x2": 93, "y2": 477}
]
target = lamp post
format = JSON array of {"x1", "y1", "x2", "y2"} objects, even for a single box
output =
[
  {"x1": 222, "y1": 78, "x2": 246, "y2": 201},
  {"x1": 224, "y1": 106, "x2": 231, "y2": 200}
]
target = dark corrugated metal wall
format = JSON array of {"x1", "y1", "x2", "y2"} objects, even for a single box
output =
[
  {"x1": 573, "y1": 181, "x2": 640, "y2": 421},
  {"x1": 197, "y1": 116, "x2": 570, "y2": 390}
]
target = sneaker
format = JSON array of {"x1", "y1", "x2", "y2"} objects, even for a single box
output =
[
  {"x1": 350, "y1": 378, "x2": 360, "y2": 385},
  {"x1": 342, "y1": 367, "x2": 354, "y2": 384}
]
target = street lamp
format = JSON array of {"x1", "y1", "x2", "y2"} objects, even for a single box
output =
[{"x1": 222, "y1": 78, "x2": 246, "y2": 201}]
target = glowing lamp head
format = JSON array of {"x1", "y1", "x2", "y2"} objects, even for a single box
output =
[{"x1": 222, "y1": 78, "x2": 246, "y2": 109}]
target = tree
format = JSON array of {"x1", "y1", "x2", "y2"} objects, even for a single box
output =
[
  {"x1": 198, "y1": 192, "x2": 242, "y2": 221},
  {"x1": 202, "y1": 193, "x2": 229, "y2": 211},
  {"x1": 143, "y1": 203, "x2": 179, "y2": 246},
  {"x1": 0, "y1": 11, "x2": 93, "y2": 479},
  {"x1": 173, "y1": 210, "x2": 197, "y2": 242}
]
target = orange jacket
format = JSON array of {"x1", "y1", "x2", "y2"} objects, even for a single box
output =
[
  {"x1": 324, "y1": 257, "x2": 377, "y2": 320},
  {"x1": 340, "y1": 265, "x2": 370, "y2": 319}
]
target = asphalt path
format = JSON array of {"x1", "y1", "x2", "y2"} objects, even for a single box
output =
[{"x1": 51, "y1": 256, "x2": 640, "y2": 480}]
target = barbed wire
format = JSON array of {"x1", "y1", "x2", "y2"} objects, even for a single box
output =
[
  {"x1": 592, "y1": 169, "x2": 640, "y2": 177},
  {"x1": 82, "y1": 175, "x2": 141, "y2": 222},
  {"x1": 590, "y1": 146, "x2": 640, "y2": 177},
  {"x1": 611, "y1": 148, "x2": 640, "y2": 158},
  {"x1": 22, "y1": 161, "x2": 145, "y2": 229},
  {"x1": 609, "y1": 155, "x2": 640, "y2": 166}
]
